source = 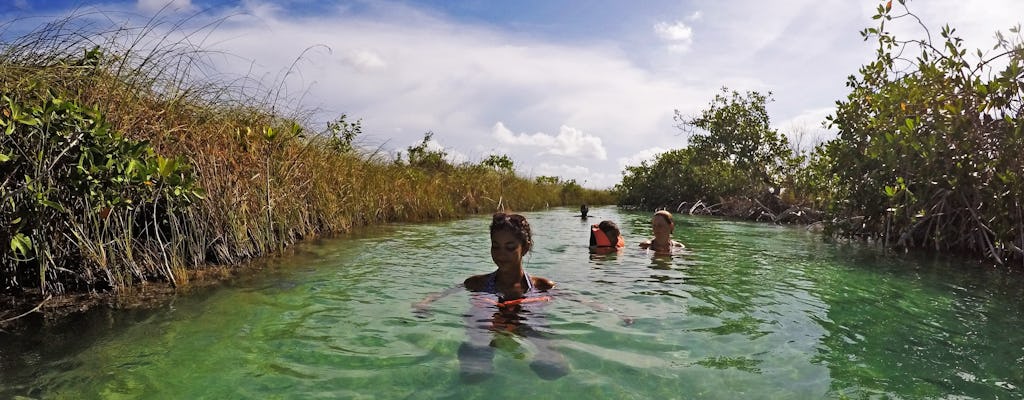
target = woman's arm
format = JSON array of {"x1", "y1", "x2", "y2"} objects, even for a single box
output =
[{"x1": 412, "y1": 284, "x2": 464, "y2": 317}]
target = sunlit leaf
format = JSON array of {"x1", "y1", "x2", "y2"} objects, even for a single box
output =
[{"x1": 10, "y1": 233, "x2": 32, "y2": 257}]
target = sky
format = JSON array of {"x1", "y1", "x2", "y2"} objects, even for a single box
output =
[{"x1": 2, "y1": 1, "x2": 1023, "y2": 188}]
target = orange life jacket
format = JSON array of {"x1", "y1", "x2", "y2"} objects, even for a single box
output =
[{"x1": 591, "y1": 225, "x2": 625, "y2": 248}]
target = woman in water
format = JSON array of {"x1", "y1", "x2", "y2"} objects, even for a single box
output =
[
  {"x1": 639, "y1": 210, "x2": 685, "y2": 252},
  {"x1": 589, "y1": 220, "x2": 625, "y2": 255},
  {"x1": 414, "y1": 212, "x2": 569, "y2": 382},
  {"x1": 463, "y1": 213, "x2": 555, "y2": 297}
]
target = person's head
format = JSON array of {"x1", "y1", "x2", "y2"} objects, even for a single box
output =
[
  {"x1": 590, "y1": 220, "x2": 623, "y2": 248},
  {"x1": 652, "y1": 210, "x2": 675, "y2": 237},
  {"x1": 490, "y1": 212, "x2": 532, "y2": 266}
]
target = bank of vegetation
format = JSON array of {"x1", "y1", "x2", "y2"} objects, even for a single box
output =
[
  {"x1": 0, "y1": 15, "x2": 613, "y2": 305},
  {"x1": 616, "y1": 1, "x2": 1023, "y2": 266}
]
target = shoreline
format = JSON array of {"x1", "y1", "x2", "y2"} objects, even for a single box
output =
[{"x1": 0, "y1": 263, "x2": 254, "y2": 331}]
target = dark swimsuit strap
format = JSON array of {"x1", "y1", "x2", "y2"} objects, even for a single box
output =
[{"x1": 483, "y1": 271, "x2": 535, "y2": 295}]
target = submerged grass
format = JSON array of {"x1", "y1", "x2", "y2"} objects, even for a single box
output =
[{"x1": 0, "y1": 13, "x2": 614, "y2": 302}]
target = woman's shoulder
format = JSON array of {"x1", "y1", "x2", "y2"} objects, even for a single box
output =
[{"x1": 463, "y1": 274, "x2": 489, "y2": 291}]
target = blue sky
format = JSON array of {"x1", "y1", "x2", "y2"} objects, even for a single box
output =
[{"x1": 3, "y1": 0, "x2": 1023, "y2": 188}]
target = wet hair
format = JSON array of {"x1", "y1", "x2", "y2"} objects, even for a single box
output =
[
  {"x1": 590, "y1": 220, "x2": 621, "y2": 246},
  {"x1": 654, "y1": 210, "x2": 675, "y2": 232},
  {"x1": 490, "y1": 212, "x2": 532, "y2": 254},
  {"x1": 597, "y1": 220, "x2": 620, "y2": 235}
]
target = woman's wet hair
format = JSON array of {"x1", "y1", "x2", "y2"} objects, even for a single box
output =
[
  {"x1": 491, "y1": 212, "x2": 532, "y2": 253},
  {"x1": 654, "y1": 210, "x2": 674, "y2": 231},
  {"x1": 597, "y1": 220, "x2": 620, "y2": 235}
]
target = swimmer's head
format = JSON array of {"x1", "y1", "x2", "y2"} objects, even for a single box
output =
[
  {"x1": 591, "y1": 220, "x2": 622, "y2": 248},
  {"x1": 653, "y1": 210, "x2": 675, "y2": 234},
  {"x1": 490, "y1": 212, "x2": 532, "y2": 254}
]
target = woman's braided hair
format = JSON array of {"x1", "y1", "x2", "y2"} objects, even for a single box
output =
[{"x1": 491, "y1": 212, "x2": 532, "y2": 254}]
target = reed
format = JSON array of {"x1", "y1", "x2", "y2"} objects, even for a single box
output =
[{"x1": 0, "y1": 14, "x2": 615, "y2": 297}]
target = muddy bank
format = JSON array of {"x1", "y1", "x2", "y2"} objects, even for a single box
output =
[{"x1": 0, "y1": 260, "x2": 273, "y2": 332}]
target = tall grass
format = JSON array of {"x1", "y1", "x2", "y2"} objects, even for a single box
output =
[{"x1": 0, "y1": 13, "x2": 615, "y2": 298}]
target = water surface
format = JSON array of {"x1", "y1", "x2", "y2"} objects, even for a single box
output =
[{"x1": 2, "y1": 206, "x2": 1023, "y2": 399}]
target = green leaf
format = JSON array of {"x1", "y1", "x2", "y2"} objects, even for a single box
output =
[
  {"x1": 10, "y1": 233, "x2": 32, "y2": 257},
  {"x1": 40, "y1": 199, "x2": 67, "y2": 212},
  {"x1": 127, "y1": 158, "x2": 143, "y2": 176},
  {"x1": 157, "y1": 156, "x2": 177, "y2": 178}
]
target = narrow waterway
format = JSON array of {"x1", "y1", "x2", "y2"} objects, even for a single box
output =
[{"x1": 2, "y1": 206, "x2": 1023, "y2": 399}]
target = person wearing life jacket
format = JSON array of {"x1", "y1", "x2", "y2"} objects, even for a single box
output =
[{"x1": 589, "y1": 220, "x2": 625, "y2": 252}]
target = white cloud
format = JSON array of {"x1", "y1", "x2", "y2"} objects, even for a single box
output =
[
  {"x1": 339, "y1": 50, "x2": 387, "y2": 72},
  {"x1": 618, "y1": 147, "x2": 669, "y2": 171},
  {"x1": 493, "y1": 122, "x2": 607, "y2": 160},
  {"x1": 136, "y1": 0, "x2": 192, "y2": 13},
  {"x1": 687, "y1": 11, "x2": 703, "y2": 21},
  {"x1": 653, "y1": 20, "x2": 694, "y2": 52}
]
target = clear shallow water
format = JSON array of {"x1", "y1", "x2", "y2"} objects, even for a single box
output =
[{"x1": 2, "y1": 206, "x2": 1024, "y2": 399}]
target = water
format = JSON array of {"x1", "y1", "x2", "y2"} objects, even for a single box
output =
[{"x1": 2, "y1": 206, "x2": 1024, "y2": 399}]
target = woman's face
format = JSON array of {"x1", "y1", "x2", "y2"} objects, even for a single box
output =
[
  {"x1": 652, "y1": 215, "x2": 673, "y2": 237},
  {"x1": 491, "y1": 230, "x2": 525, "y2": 267}
]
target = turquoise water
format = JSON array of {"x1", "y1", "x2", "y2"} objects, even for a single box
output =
[{"x1": 2, "y1": 206, "x2": 1023, "y2": 399}]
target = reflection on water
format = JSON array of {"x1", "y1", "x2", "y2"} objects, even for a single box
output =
[{"x1": 1, "y1": 206, "x2": 1023, "y2": 399}]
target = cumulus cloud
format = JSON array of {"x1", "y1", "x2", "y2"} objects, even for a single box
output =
[
  {"x1": 493, "y1": 122, "x2": 607, "y2": 160},
  {"x1": 136, "y1": 0, "x2": 192, "y2": 13},
  {"x1": 618, "y1": 147, "x2": 669, "y2": 171},
  {"x1": 339, "y1": 50, "x2": 387, "y2": 72},
  {"x1": 654, "y1": 20, "x2": 694, "y2": 53}
]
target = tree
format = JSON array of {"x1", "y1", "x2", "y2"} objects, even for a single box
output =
[
  {"x1": 405, "y1": 131, "x2": 450, "y2": 170},
  {"x1": 481, "y1": 154, "x2": 514, "y2": 173},
  {"x1": 535, "y1": 176, "x2": 560, "y2": 185},
  {"x1": 326, "y1": 114, "x2": 361, "y2": 153},
  {"x1": 676, "y1": 88, "x2": 793, "y2": 190},
  {"x1": 822, "y1": 0, "x2": 1024, "y2": 263},
  {"x1": 615, "y1": 148, "x2": 746, "y2": 209}
]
